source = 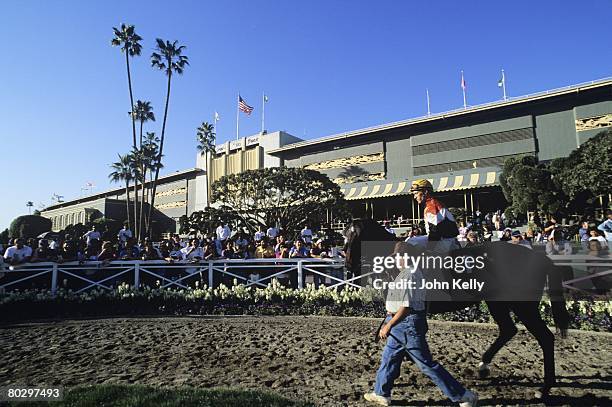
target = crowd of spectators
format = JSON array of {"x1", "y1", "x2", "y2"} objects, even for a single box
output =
[{"x1": 0, "y1": 222, "x2": 343, "y2": 267}]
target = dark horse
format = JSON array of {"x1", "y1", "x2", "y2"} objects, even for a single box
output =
[{"x1": 344, "y1": 218, "x2": 570, "y2": 398}]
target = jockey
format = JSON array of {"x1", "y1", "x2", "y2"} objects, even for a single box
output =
[{"x1": 408, "y1": 179, "x2": 460, "y2": 253}]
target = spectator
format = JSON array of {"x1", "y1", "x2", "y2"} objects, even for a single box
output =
[
  {"x1": 597, "y1": 210, "x2": 612, "y2": 242},
  {"x1": 254, "y1": 226, "x2": 266, "y2": 242},
  {"x1": 266, "y1": 225, "x2": 279, "y2": 240},
  {"x1": 158, "y1": 240, "x2": 171, "y2": 259},
  {"x1": 546, "y1": 229, "x2": 572, "y2": 255},
  {"x1": 141, "y1": 241, "x2": 161, "y2": 261},
  {"x1": 181, "y1": 238, "x2": 204, "y2": 261},
  {"x1": 171, "y1": 233, "x2": 186, "y2": 248},
  {"x1": 166, "y1": 242, "x2": 184, "y2": 261},
  {"x1": 588, "y1": 228, "x2": 608, "y2": 247},
  {"x1": 32, "y1": 239, "x2": 59, "y2": 262},
  {"x1": 83, "y1": 225, "x2": 102, "y2": 246},
  {"x1": 384, "y1": 221, "x2": 395, "y2": 236},
  {"x1": 277, "y1": 243, "x2": 291, "y2": 259},
  {"x1": 543, "y1": 214, "x2": 559, "y2": 239},
  {"x1": 587, "y1": 240, "x2": 610, "y2": 295},
  {"x1": 3, "y1": 238, "x2": 33, "y2": 265},
  {"x1": 457, "y1": 221, "x2": 469, "y2": 242},
  {"x1": 234, "y1": 232, "x2": 249, "y2": 252},
  {"x1": 510, "y1": 230, "x2": 531, "y2": 248},
  {"x1": 465, "y1": 231, "x2": 479, "y2": 247},
  {"x1": 58, "y1": 241, "x2": 81, "y2": 262},
  {"x1": 289, "y1": 239, "x2": 310, "y2": 258},
  {"x1": 98, "y1": 241, "x2": 117, "y2": 261},
  {"x1": 300, "y1": 225, "x2": 313, "y2": 244},
  {"x1": 85, "y1": 239, "x2": 101, "y2": 260},
  {"x1": 119, "y1": 238, "x2": 140, "y2": 259},
  {"x1": 216, "y1": 222, "x2": 231, "y2": 243},
  {"x1": 274, "y1": 235, "x2": 286, "y2": 257},
  {"x1": 117, "y1": 224, "x2": 133, "y2": 247},
  {"x1": 255, "y1": 239, "x2": 275, "y2": 259},
  {"x1": 203, "y1": 242, "x2": 217, "y2": 260},
  {"x1": 49, "y1": 237, "x2": 60, "y2": 251},
  {"x1": 499, "y1": 228, "x2": 512, "y2": 242}
]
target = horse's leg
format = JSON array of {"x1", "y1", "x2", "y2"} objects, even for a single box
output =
[
  {"x1": 511, "y1": 301, "x2": 556, "y2": 397},
  {"x1": 480, "y1": 301, "x2": 518, "y2": 377}
]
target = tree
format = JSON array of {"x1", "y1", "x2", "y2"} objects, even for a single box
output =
[
  {"x1": 112, "y1": 23, "x2": 143, "y2": 240},
  {"x1": 196, "y1": 122, "x2": 216, "y2": 156},
  {"x1": 148, "y1": 39, "x2": 189, "y2": 235},
  {"x1": 26, "y1": 201, "x2": 34, "y2": 215},
  {"x1": 499, "y1": 155, "x2": 567, "y2": 218},
  {"x1": 133, "y1": 100, "x2": 156, "y2": 147},
  {"x1": 209, "y1": 167, "x2": 349, "y2": 236},
  {"x1": 0, "y1": 228, "x2": 9, "y2": 244},
  {"x1": 550, "y1": 129, "x2": 612, "y2": 204},
  {"x1": 9, "y1": 215, "x2": 52, "y2": 239},
  {"x1": 132, "y1": 100, "x2": 155, "y2": 239},
  {"x1": 109, "y1": 153, "x2": 135, "y2": 230}
]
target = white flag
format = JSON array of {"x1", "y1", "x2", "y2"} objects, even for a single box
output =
[{"x1": 214, "y1": 111, "x2": 220, "y2": 121}]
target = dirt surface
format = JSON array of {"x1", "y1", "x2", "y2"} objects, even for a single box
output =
[{"x1": 1, "y1": 316, "x2": 610, "y2": 406}]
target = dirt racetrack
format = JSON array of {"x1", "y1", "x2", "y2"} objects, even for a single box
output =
[{"x1": 1, "y1": 316, "x2": 610, "y2": 406}]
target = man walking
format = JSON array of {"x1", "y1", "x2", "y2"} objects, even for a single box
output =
[{"x1": 364, "y1": 242, "x2": 478, "y2": 406}]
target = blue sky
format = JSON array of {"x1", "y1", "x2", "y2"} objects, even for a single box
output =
[{"x1": 1, "y1": 0, "x2": 611, "y2": 231}]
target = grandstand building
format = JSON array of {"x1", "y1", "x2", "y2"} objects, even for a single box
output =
[{"x1": 42, "y1": 78, "x2": 612, "y2": 232}]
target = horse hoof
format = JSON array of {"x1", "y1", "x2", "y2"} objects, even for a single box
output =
[{"x1": 477, "y1": 362, "x2": 490, "y2": 379}]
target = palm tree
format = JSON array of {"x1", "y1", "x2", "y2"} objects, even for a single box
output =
[
  {"x1": 109, "y1": 154, "x2": 135, "y2": 230},
  {"x1": 26, "y1": 201, "x2": 34, "y2": 215},
  {"x1": 133, "y1": 100, "x2": 156, "y2": 147},
  {"x1": 148, "y1": 39, "x2": 189, "y2": 235},
  {"x1": 112, "y1": 23, "x2": 142, "y2": 238},
  {"x1": 196, "y1": 122, "x2": 216, "y2": 156},
  {"x1": 133, "y1": 101, "x2": 155, "y2": 237}
]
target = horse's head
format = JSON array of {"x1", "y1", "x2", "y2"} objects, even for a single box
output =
[{"x1": 343, "y1": 218, "x2": 398, "y2": 274}]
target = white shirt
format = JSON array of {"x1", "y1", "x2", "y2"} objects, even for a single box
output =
[
  {"x1": 266, "y1": 227, "x2": 278, "y2": 239},
  {"x1": 254, "y1": 231, "x2": 265, "y2": 241},
  {"x1": 49, "y1": 240, "x2": 59, "y2": 250},
  {"x1": 84, "y1": 231, "x2": 101, "y2": 244},
  {"x1": 301, "y1": 228, "x2": 313, "y2": 243},
  {"x1": 4, "y1": 246, "x2": 32, "y2": 262},
  {"x1": 181, "y1": 246, "x2": 204, "y2": 260},
  {"x1": 385, "y1": 266, "x2": 426, "y2": 313},
  {"x1": 118, "y1": 229, "x2": 133, "y2": 243},
  {"x1": 589, "y1": 235, "x2": 608, "y2": 247},
  {"x1": 216, "y1": 225, "x2": 231, "y2": 241}
]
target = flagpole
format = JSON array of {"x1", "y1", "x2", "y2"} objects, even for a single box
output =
[
  {"x1": 261, "y1": 92, "x2": 265, "y2": 134},
  {"x1": 236, "y1": 92, "x2": 240, "y2": 140},
  {"x1": 461, "y1": 70, "x2": 467, "y2": 109},
  {"x1": 426, "y1": 88, "x2": 431, "y2": 116},
  {"x1": 502, "y1": 69, "x2": 507, "y2": 101},
  {"x1": 213, "y1": 112, "x2": 218, "y2": 135}
]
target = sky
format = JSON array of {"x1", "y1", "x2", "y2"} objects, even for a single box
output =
[{"x1": 1, "y1": 0, "x2": 611, "y2": 231}]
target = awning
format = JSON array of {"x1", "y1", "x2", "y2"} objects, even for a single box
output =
[{"x1": 339, "y1": 170, "x2": 499, "y2": 200}]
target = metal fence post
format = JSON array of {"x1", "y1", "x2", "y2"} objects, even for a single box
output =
[
  {"x1": 134, "y1": 262, "x2": 140, "y2": 289},
  {"x1": 297, "y1": 260, "x2": 303, "y2": 289},
  {"x1": 208, "y1": 262, "x2": 213, "y2": 288},
  {"x1": 51, "y1": 263, "x2": 58, "y2": 295}
]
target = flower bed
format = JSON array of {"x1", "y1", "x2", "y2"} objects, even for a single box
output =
[{"x1": 1, "y1": 280, "x2": 611, "y2": 331}]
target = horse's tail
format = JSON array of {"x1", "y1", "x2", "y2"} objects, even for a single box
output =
[{"x1": 543, "y1": 254, "x2": 570, "y2": 330}]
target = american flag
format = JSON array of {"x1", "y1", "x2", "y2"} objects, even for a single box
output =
[
  {"x1": 460, "y1": 74, "x2": 467, "y2": 90},
  {"x1": 238, "y1": 96, "x2": 254, "y2": 115}
]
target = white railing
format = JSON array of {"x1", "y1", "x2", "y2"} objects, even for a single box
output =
[
  {"x1": 0, "y1": 254, "x2": 609, "y2": 295},
  {"x1": 0, "y1": 258, "x2": 347, "y2": 294}
]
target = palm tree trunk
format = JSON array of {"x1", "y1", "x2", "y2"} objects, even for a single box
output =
[
  {"x1": 139, "y1": 120, "x2": 145, "y2": 237},
  {"x1": 126, "y1": 51, "x2": 140, "y2": 241},
  {"x1": 125, "y1": 181, "x2": 131, "y2": 230},
  {"x1": 148, "y1": 69, "x2": 172, "y2": 237}
]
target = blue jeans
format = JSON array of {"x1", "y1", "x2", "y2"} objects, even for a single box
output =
[{"x1": 374, "y1": 313, "x2": 466, "y2": 402}]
